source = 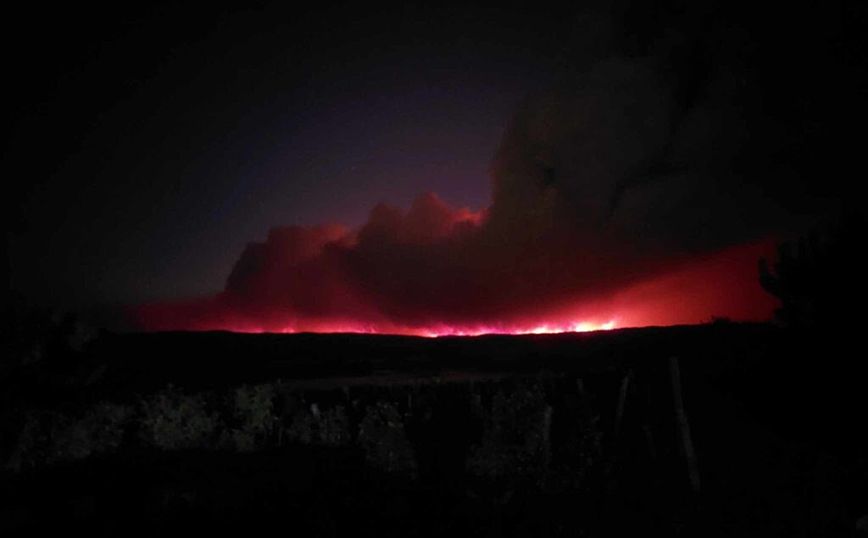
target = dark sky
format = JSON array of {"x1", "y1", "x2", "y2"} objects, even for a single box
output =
[
  {"x1": 6, "y1": 2, "x2": 867, "y2": 331},
  {"x1": 9, "y1": 4, "x2": 564, "y2": 306}
]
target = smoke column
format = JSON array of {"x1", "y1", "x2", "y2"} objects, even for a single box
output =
[{"x1": 132, "y1": 3, "x2": 851, "y2": 335}]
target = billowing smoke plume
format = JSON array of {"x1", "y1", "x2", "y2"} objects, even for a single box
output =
[{"x1": 133, "y1": 2, "x2": 858, "y2": 334}]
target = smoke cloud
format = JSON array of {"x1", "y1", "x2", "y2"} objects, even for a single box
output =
[{"x1": 132, "y1": 2, "x2": 856, "y2": 334}]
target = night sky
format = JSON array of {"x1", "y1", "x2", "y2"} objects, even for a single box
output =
[{"x1": 6, "y1": 2, "x2": 867, "y2": 333}]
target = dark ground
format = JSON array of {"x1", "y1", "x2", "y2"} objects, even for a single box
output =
[{"x1": 1, "y1": 323, "x2": 867, "y2": 536}]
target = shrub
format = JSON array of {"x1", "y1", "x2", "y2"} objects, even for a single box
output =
[
  {"x1": 358, "y1": 400, "x2": 416, "y2": 476},
  {"x1": 285, "y1": 402, "x2": 351, "y2": 447},
  {"x1": 223, "y1": 383, "x2": 276, "y2": 451},
  {"x1": 5, "y1": 402, "x2": 132, "y2": 471},
  {"x1": 52, "y1": 402, "x2": 132, "y2": 461},
  {"x1": 467, "y1": 383, "x2": 551, "y2": 478},
  {"x1": 140, "y1": 385, "x2": 219, "y2": 450}
]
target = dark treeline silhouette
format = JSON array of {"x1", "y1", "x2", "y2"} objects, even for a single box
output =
[{"x1": 759, "y1": 213, "x2": 868, "y2": 331}]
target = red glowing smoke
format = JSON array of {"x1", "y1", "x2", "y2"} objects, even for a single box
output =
[
  {"x1": 132, "y1": 56, "x2": 794, "y2": 335},
  {"x1": 132, "y1": 190, "x2": 779, "y2": 335}
]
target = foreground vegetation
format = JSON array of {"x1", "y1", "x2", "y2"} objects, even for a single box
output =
[{"x1": 1, "y1": 319, "x2": 867, "y2": 536}]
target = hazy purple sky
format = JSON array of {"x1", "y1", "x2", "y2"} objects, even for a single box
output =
[{"x1": 9, "y1": 5, "x2": 572, "y2": 306}]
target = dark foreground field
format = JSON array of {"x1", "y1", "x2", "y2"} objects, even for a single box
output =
[{"x1": 2, "y1": 323, "x2": 867, "y2": 536}]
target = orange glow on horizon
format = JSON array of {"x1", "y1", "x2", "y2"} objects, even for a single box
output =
[
  {"x1": 132, "y1": 240, "x2": 778, "y2": 336},
  {"x1": 267, "y1": 319, "x2": 619, "y2": 338}
]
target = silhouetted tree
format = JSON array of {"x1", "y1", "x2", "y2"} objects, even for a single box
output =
[{"x1": 759, "y1": 214, "x2": 866, "y2": 330}]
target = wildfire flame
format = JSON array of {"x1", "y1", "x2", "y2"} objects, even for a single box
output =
[{"x1": 281, "y1": 319, "x2": 618, "y2": 338}]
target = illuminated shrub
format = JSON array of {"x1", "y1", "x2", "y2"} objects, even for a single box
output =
[
  {"x1": 358, "y1": 400, "x2": 416, "y2": 476},
  {"x1": 467, "y1": 383, "x2": 551, "y2": 478},
  {"x1": 223, "y1": 383, "x2": 276, "y2": 451},
  {"x1": 140, "y1": 384, "x2": 220, "y2": 450},
  {"x1": 55, "y1": 402, "x2": 132, "y2": 461},
  {"x1": 6, "y1": 403, "x2": 132, "y2": 471},
  {"x1": 317, "y1": 405, "x2": 351, "y2": 446},
  {"x1": 285, "y1": 402, "x2": 351, "y2": 446}
]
